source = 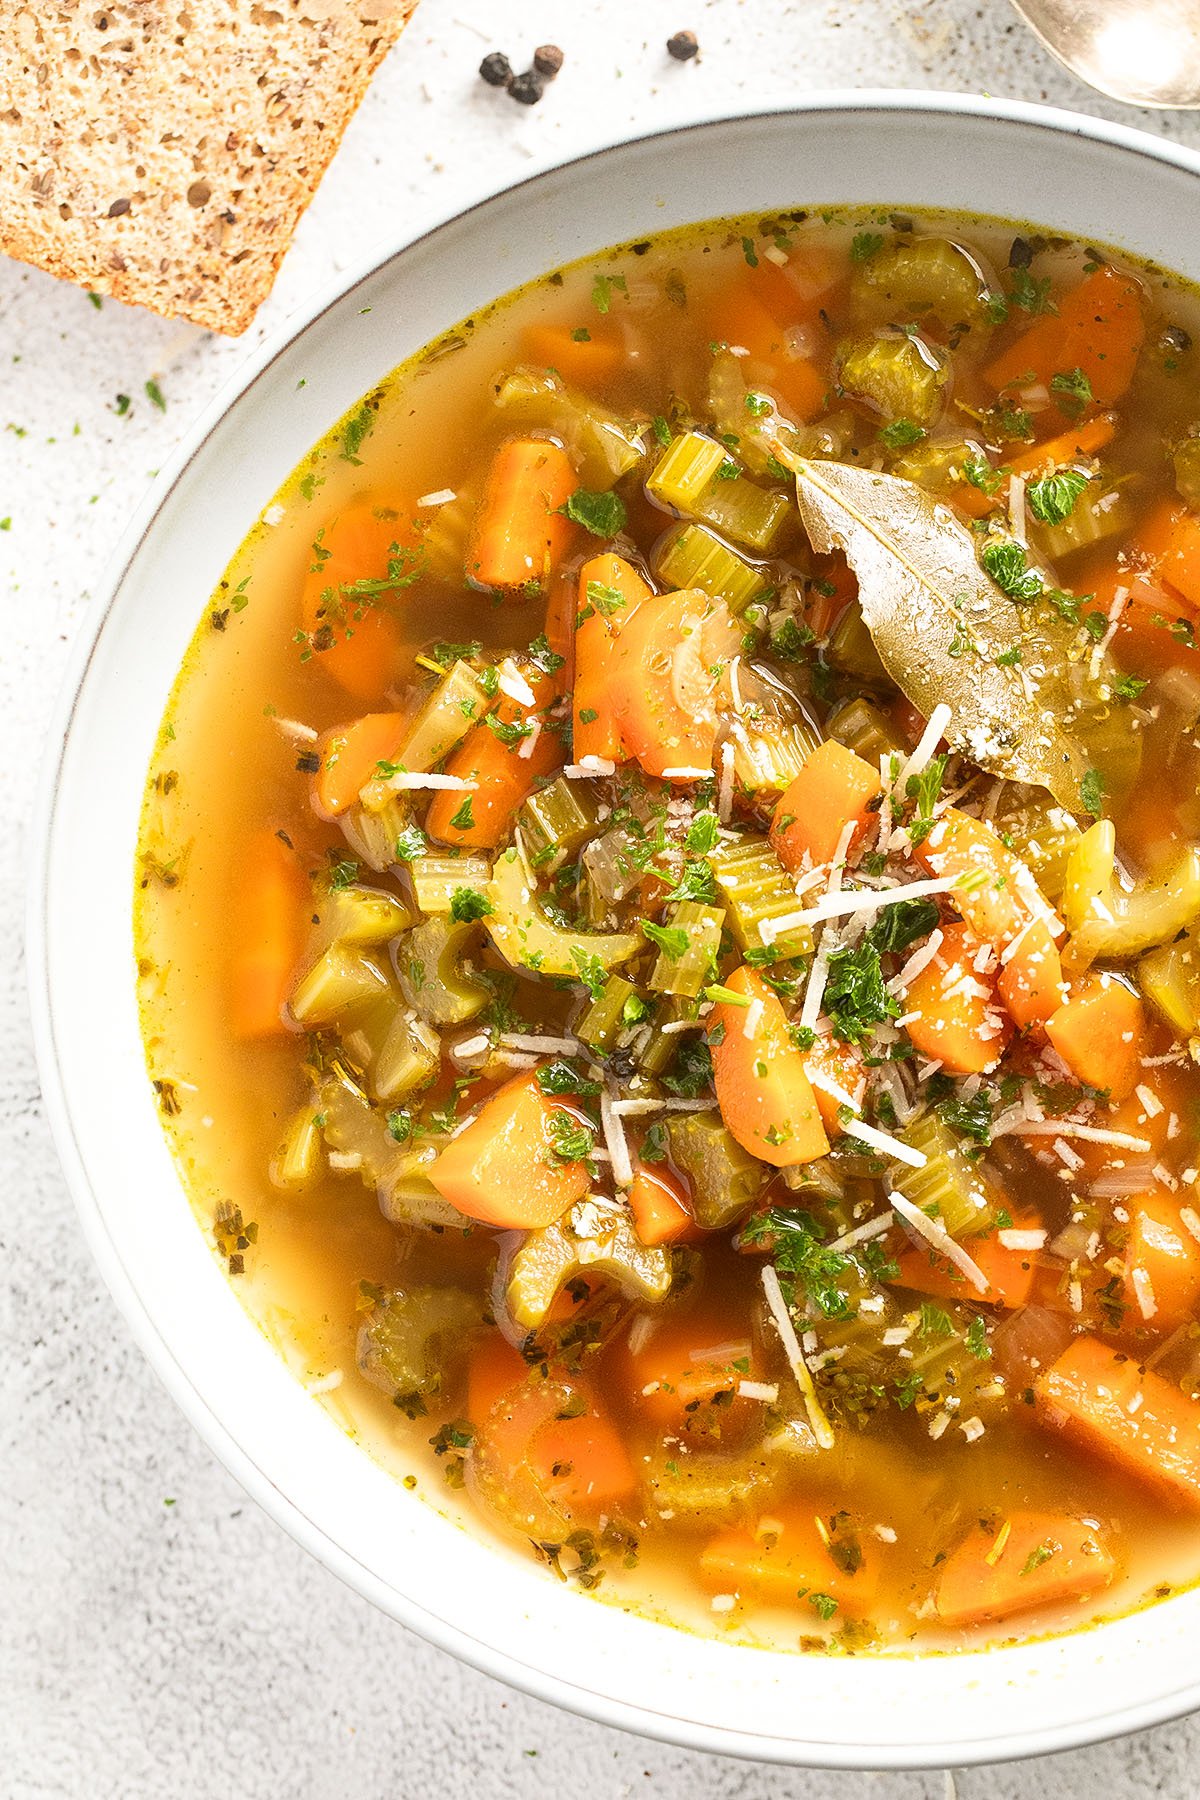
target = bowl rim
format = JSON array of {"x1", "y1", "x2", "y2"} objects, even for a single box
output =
[{"x1": 26, "y1": 88, "x2": 1200, "y2": 1770}]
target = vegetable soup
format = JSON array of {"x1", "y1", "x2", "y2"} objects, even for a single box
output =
[{"x1": 137, "y1": 208, "x2": 1200, "y2": 1653}]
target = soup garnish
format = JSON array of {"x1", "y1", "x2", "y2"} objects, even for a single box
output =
[{"x1": 138, "y1": 209, "x2": 1200, "y2": 1651}]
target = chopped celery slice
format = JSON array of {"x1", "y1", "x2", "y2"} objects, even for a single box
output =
[
  {"x1": 505, "y1": 1200, "x2": 674, "y2": 1331},
  {"x1": 838, "y1": 331, "x2": 948, "y2": 427},
  {"x1": 1174, "y1": 438, "x2": 1200, "y2": 510},
  {"x1": 357, "y1": 1285, "x2": 485, "y2": 1403},
  {"x1": 647, "y1": 431, "x2": 792, "y2": 553},
  {"x1": 486, "y1": 849, "x2": 639, "y2": 978},
  {"x1": 494, "y1": 366, "x2": 646, "y2": 487},
  {"x1": 637, "y1": 998, "x2": 702, "y2": 1076},
  {"x1": 392, "y1": 660, "x2": 491, "y2": 775},
  {"x1": 290, "y1": 944, "x2": 390, "y2": 1026},
  {"x1": 316, "y1": 1068, "x2": 463, "y2": 1230},
  {"x1": 667, "y1": 1112, "x2": 765, "y2": 1227},
  {"x1": 1063, "y1": 824, "x2": 1200, "y2": 968},
  {"x1": 577, "y1": 973, "x2": 643, "y2": 1050},
  {"x1": 372, "y1": 1010, "x2": 441, "y2": 1102},
  {"x1": 826, "y1": 695, "x2": 904, "y2": 764},
  {"x1": 409, "y1": 854, "x2": 492, "y2": 914},
  {"x1": 647, "y1": 431, "x2": 729, "y2": 511},
  {"x1": 1035, "y1": 481, "x2": 1135, "y2": 562},
  {"x1": 707, "y1": 833, "x2": 813, "y2": 959},
  {"x1": 825, "y1": 599, "x2": 890, "y2": 686},
  {"x1": 995, "y1": 797, "x2": 1083, "y2": 901},
  {"x1": 311, "y1": 881, "x2": 412, "y2": 953},
  {"x1": 890, "y1": 1110, "x2": 995, "y2": 1238},
  {"x1": 519, "y1": 778, "x2": 601, "y2": 869},
  {"x1": 649, "y1": 901, "x2": 725, "y2": 998},
  {"x1": 697, "y1": 475, "x2": 792, "y2": 553},
  {"x1": 642, "y1": 1452, "x2": 778, "y2": 1519},
  {"x1": 339, "y1": 795, "x2": 412, "y2": 872},
  {"x1": 270, "y1": 1107, "x2": 324, "y2": 1190},
  {"x1": 1140, "y1": 926, "x2": 1200, "y2": 1036},
  {"x1": 851, "y1": 237, "x2": 995, "y2": 330},
  {"x1": 728, "y1": 665, "x2": 822, "y2": 795},
  {"x1": 652, "y1": 522, "x2": 771, "y2": 616},
  {"x1": 399, "y1": 916, "x2": 488, "y2": 1024}
]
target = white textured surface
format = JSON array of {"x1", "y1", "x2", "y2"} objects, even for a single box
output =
[{"x1": 5, "y1": 2, "x2": 1200, "y2": 1794}]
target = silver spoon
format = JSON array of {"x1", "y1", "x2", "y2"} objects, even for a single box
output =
[{"x1": 1010, "y1": 0, "x2": 1200, "y2": 108}]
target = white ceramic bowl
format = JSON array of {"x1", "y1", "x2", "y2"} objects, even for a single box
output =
[{"x1": 29, "y1": 93, "x2": 1200, "y2": 1769}]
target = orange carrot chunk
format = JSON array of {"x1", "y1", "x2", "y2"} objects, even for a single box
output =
[
  {"x1": 300, "y1": 496, "x2": 420, "y2": 700},
  {"x1": 467, "y1": 438, "x2": 577, "y2": 594},
  {"x1": 1135, "y1": 497, "x2": 1200, "y2": 611},
  {"x1": 628, "y1": 1162, "x2": 701, "y2": 1247},
  {"x1": 429, "y1": 1070, "x2": 590, "y2": 1228},
  {"x1": 466, "y1": 1340, "x2": 637, "y2": 1512},
  {"x1": 771, "y1": 740, "x2": 882, "y2": 872},
  {"x1": 625, "y1": 1316, "x2": 760, "y2": 1432},
  {"x1": 312, "y1": 713, "x2": 407, "y2": 818},
  {"x1": 573, "y1": 552, "x2": 652, "y2": 762},
  {"x1": 1123, "y1": 1192, "x2": 1200, "y2": 1329},
  {"x1": 997, "y1": 918, "x2": 1066, "y2": 1032},
  {"x1": 915, "y1": 806, "x2": 1060, "y2": 951},
  {"x1": 711, "y1": 966, "x2": 830, "y2": 1168},
  {"x1": 229, "y1": 831, "x2": 307, "y2": 1039},
  {"x1": 699, "y1": 1508, "x2": 880, "y2": 1615},
  {"x1": 1006, "y1": 412, "x2": 1118, "y2": 478},
  {"x1": 935, "y1": 1510, "x2": 1116, "y2": 1629},
  {"x1": 890, "y1": 1216, "x2": 1041, "y2": 1311},
  {"x1": 803, "y1": 1035, "x2": 865, "y2": 1139},
  {"x1": 520, "y1": 322, "x2": 626, "y2": 390},
  {"x1": 609, "y1": 587, "x2": 740, "y2": 780},
  {"x1": 903, "y1": 919, "x2": 1011, "y2": 1077},
  {"x1": 1036, "y1": 1335, "x2": 1200, "y2": 1507},
  {"x1": 1044, "y1": 974, "x2": 1146, "y2": 1100},
  {"x1": 984, "y1": 265, "x2": 1145, "y2": 408},
  {"x1": 425, "y1": 666, "x2": 562, "y2": 850}
]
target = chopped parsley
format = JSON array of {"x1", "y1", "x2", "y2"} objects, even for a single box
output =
[
  {"x1": 565, "y1": 488, "x2": 628, "y2": 537},
  {"x1": 867, "y1": 896, "x2": 940, "y2": 955},
  {"x1": 904, "y1": 751, "x2": 948, "y2": 849},
  {"x1": 744, "y1": 1208, "x2": 854, "y2": 1319},
  {"x1": 1049, "y1": 367, "x2": 1093, "y2": 418},
  {"x1": 685, "y1": 810, "x2": 721, "y2": 854},
  {"x1": 879, "y1": 418, "x2": 925, "y2": 449},
  {"x1": 1080, "y1": 766, "x2": 1105, "y2": 817},
  {"x1": 981, "y1": 538, "x2": 1043, "y2": 603},
  {"x1": 448, "y1": 795, "x2": 475, "y2": 832},
  {"x1": 1027, "y1": 467, "x2": 1089, "y2": 526},
  {"x1": 585, "y1": 579, "x2": 627, "y2": 616},
  {"x1": 640, "y1": 1121, "x2": 669, "y2": 1163},
  {"x1": 483, "y1": 712, "x2": 533, "y2": 748},
  {"x1": 571, "y1": 947, "x2": 610, "y2": 999},
  {"x1": 662, "y1": 1038, "x2": 713, "y2": 1097},
  {"x1": 824, "y1": 942, "x2": 900, "y2": 1042},
  {"x1": 547, "y1": 1110, "x2": 596, "y2": 1163},
  {"x1": 642, "y1": 920, "x2": 689, "y2": 960},
  {"x1": 536, "y1": 1060, "x2": 601, "y2": 1098},
  {"x1": 393, "y1": 825, "x2": 427, "y2": 862},
  {"x1": 851, "y1": 231, "x2": 885, "y2": 262},
  {"x1": 449, "y1": 886, "x2": 493, "y2": 923},
  {"x1": 939, "y1": 1089, "x2": 994, "y2": 1145}
]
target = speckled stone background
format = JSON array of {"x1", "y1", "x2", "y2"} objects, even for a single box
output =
[{"x1": 6, "y1": 3, "x2": 1200, "y2": 1795}]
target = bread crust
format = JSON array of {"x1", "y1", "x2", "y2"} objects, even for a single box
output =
[{"x1": 0, "y1": 0, "x2": 416, "y2": 334}]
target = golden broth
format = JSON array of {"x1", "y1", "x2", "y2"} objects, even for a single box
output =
[{"x1": 137, "y1": 207, "x2": 1200, "y2": 1654}]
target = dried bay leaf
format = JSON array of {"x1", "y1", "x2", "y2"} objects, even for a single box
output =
[{"x1": 791, "y1": 458, "x2": 1095, "y2": 809}]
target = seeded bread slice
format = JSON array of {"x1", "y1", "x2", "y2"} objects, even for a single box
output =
[{"x1": 0, "y1": 0, "x2": 416, "y2": 334}]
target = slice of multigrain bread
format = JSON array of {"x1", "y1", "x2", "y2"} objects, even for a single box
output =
[{"x1": 0, "y1": 0, "x2": 416, "y2": 334}]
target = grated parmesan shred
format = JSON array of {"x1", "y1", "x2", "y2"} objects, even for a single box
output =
[
  {"x1": 890, "y1": 1191, "x2": 988, "y2": 1293},
  {"x1": 600, "y1": 1086, "x2": 633, "y2": 1189},
  {"x1": 760, "y1": 1265, "x2": 835, "y2": 1450}
]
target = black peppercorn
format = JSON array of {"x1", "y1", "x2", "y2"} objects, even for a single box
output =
[
  {"x1": 666, "y1": 29, "x2": 698, "y2": 60},
  {"x1": 479, "y1": 51, "x2": 512, "y2": 87},
  {"x1": 533, "y1": 43, "x2": 564, "y2": 78},
  {"x1": 508, "y1": 67, "x2": 544, "y2": 105}
]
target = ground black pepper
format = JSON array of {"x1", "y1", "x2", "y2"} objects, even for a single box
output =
[
  {"x1": 478, "y1": 50, "x2": 512, "y2": 87},
  {"x1": 666, "y1": 29, "x2": 698, "y2": 60}
]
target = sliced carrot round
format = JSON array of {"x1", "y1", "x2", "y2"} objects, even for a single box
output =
[
  {"x1": 429, "y1": 1069, "x2": 590, "y2": 1228},
  {"x1": 711, "y1": 966, "x2": 829, "y2": 1167},
  {"x1": 609, "y1": 588, "x2": 740, "y2": 779}
]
